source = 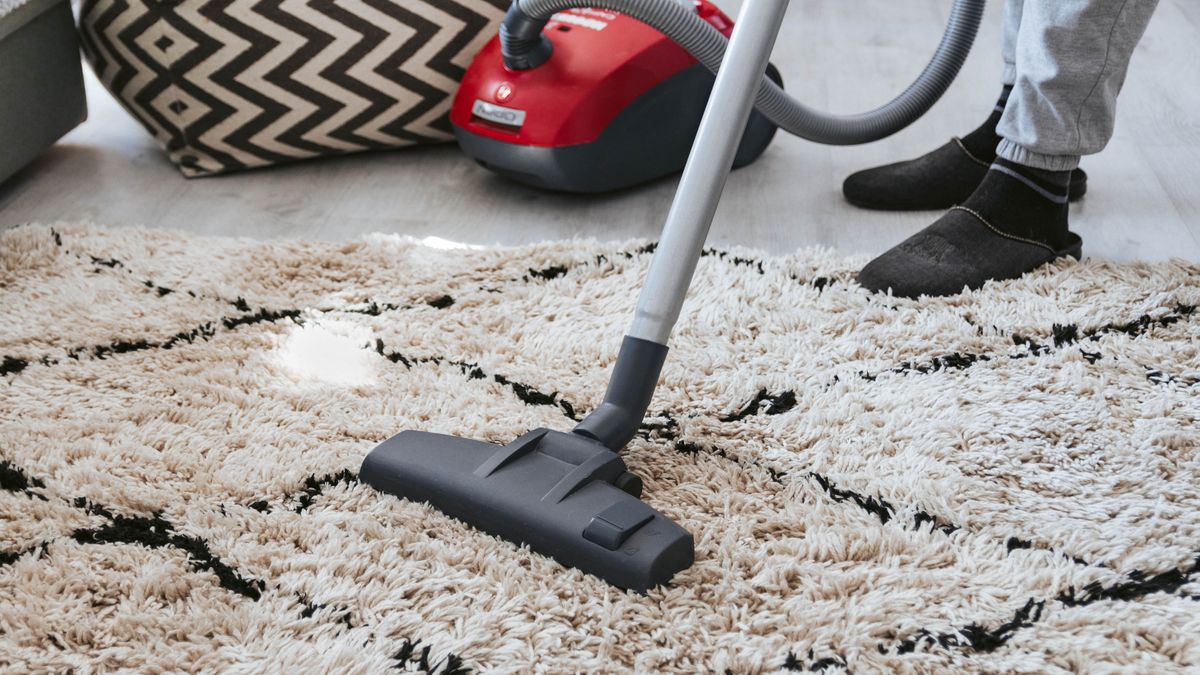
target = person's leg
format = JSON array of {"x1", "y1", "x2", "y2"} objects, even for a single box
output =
[
  {"x1": 858, "y1": 0, "x2": 1159, "y2": 298},
  {"x1": 1001, "y1": 0, "x2": 1023, "y2": 88},
  {"x1": 996, "y1": 0, "x2": 1160, "y2": 171},
  {"x1": 842, "y1": 0, "x2": 1085, "y2": 211},
  {"x1": 938, "y1": 0, "x2": 1026, "y2": 166}
]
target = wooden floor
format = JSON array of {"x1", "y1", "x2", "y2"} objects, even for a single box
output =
[{"x1": 2, "y1": 0, "x2": 1198, "y2": 261}]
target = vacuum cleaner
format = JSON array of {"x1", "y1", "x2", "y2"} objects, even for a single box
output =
[
  {"x1": 363, "y1": 0, "x2": 986, "y2": 591},
  {"x1": 449, "y1": 0, "x2": 783, "y2": 192}
]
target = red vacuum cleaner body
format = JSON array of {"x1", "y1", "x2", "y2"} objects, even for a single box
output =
[{"x1": 450, "y1": 0, "x2": 780, "y2": 192}]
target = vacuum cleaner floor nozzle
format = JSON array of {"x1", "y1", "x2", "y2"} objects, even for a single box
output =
[{"x1": 361, "y1": 428, "x2": 694, "y2": 592}]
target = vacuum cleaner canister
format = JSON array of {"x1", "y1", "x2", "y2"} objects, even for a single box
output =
[{"x1": 450, "y1": 1, "x2": 782, "y2": 193}]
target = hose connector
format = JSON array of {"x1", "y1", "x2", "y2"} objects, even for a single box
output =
[{"x1": 500, "y1": 0, "x2": 553, "y2": 70}]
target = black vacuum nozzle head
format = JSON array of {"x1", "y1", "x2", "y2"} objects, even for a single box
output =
[{"x1": 361, "y1": 428, "x2": 694, "y2": 592}]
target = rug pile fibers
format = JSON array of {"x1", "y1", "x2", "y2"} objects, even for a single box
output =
[{"x1": 1, "y1": 223, "x2": 1199, "y2": 673}]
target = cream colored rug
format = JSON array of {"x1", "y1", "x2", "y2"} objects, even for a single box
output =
[{"x1": 2, "y1": 223, "x2": 1199, "y2": 673}]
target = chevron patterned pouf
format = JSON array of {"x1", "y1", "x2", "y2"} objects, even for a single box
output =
[{"x1": 78, "y1": 0, "x2": 507, "y2": 177}]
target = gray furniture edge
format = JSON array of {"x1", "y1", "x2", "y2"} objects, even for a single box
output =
[{"x1": 0, "y1": 0, "x2": 87, "y2": 185}]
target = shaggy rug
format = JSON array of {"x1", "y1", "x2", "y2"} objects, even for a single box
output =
[{"x1": 1, "y1": 223, "x2": 1198, "y2": 673}]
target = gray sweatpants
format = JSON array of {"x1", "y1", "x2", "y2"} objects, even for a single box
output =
[{"x1": 996, "y1": 0, "x2": 1160, "y2": 170}]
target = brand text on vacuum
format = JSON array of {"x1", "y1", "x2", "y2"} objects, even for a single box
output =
[{"x1": 473, "y1": 100, "x2": 526, "y2": 128}]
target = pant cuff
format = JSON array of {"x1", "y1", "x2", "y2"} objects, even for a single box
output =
[
  {"x1": 996, "y1": 139, "x2": 1080, "y2": 171},
  {"x1": 1001, "y1": 63, "x2": 1017, "y2": 86}
]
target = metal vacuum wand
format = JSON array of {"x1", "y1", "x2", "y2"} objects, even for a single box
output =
[{"x1": 574, "y1": 0, "x2": 791, "y2": 449}]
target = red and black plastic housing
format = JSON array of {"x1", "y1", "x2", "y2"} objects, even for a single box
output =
[{"x1": 450, "y1": 0, "x2": 780, "y2": 193}]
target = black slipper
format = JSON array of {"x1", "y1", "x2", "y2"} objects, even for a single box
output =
[
  {"x1": 857, "y1": 206, "x2": 1082, "y2": 298},
  {"x1": 843, "y1": 138, "x2": 1088, "y2": 211},
  {"x1": 858, "y1": 156, "x2": 1083, "y2": 298}
]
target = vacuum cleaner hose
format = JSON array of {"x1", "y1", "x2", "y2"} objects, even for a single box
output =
[{"x1": 501, "y1": 0, "x2": 986, "y2": 145}]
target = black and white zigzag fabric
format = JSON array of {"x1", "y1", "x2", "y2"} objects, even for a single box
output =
[{"x1": 78, "y1": 0, "x2": 508, "y2": 177}]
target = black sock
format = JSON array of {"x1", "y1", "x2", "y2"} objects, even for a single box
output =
[
  {"x1": 958, "y1": 85, "x2": 1012, "y2": 162},
  {"x1": 962, "y1": 156, "x2": 1072, "y2": 249}
]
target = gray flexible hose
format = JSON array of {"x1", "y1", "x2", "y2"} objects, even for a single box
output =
[{"x1": 507, "y1": 0, "x2": 986, "y2": 145}]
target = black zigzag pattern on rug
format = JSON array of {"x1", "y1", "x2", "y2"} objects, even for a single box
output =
[
  {"x1": 0, "y1": 462, "x2": 468, "y2": 674},
  {"x1": 78, "y1": 0, "x2": 507, "y2": 176},
  {"x1": 0, "y1": 461, "x2": 262, "y2": 598},
  {"x1": 720, "y1": 303, "x2": 1198, "y2": 418}
]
